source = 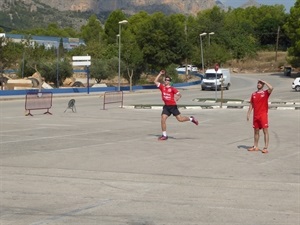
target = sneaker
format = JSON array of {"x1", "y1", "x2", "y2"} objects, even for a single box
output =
[
  {"x1": 190, "y1": 116, "x2": 198, "y2": 125},
  {"x1": 158, "y1": 135, "x2": 168, "y2": 140}
]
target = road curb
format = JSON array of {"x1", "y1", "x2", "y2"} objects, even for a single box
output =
[{"x1": 124, "y1": 105, "x2": 300, "y2": 110}]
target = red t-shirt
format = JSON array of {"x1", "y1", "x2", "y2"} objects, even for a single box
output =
[
  {"x1": 158, "y1": 83, "x2": 179, "y2": 105},
  {"x1": 250, "y1": 90, "x2": 270, "y2": 115}
]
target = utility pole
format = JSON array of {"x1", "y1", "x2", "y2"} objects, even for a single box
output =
[
  {"x1": 275, "y1": 26, "x2": 280, "y2": 62},
  {"x1": 185, "y1": 16, "x2": 188, "y2": 81}
]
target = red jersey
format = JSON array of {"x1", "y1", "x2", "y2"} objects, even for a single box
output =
[
  {"x1": 158, "y1": 83, "x2": 179, "y2": 105},
  {"x1": 250, "y1": 90, "x2": 270, "y2": 115}
]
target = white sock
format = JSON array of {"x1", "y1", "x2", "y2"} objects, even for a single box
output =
[
  {"x1": 189, "y1": 117, "x2": 192, "y2": 121},
  {"x1": 163, "y1": 131, "x2": 167, "y2": 136}
]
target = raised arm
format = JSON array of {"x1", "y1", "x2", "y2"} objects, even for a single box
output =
[
  {"x1": 259, "y1": 79, "x2": 274, "y2": 94},
  {"x1": 154, "y1": 70, "x2": 165, "y2": 86}
]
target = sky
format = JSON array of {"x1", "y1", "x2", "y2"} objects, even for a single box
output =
[{"x1": 223, "y1": 0, "x2": 295, "y2": 12}]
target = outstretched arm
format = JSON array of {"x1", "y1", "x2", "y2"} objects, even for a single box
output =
[{"x1": 154, "y1": 70, "x2": 165, "y2": 86}]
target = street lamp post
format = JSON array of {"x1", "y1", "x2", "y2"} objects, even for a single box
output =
[
  {"x1": 116, "y1": 34, "x2": 120, "y2": 45},
  {"x1": 214, "y1": 63, "x2": 219, "y2": 102},
  {"x1": 208, "y1": 32, "x2": 214, "y2": 46},
  {"x1": 184, "y1": 16, "x2": 188, "y2": 79},
  {"x1": 118, "y1": 20, "x2": 128, "y2": 92},
  {"x1": 22, "y1": 51, "x2": 25, "y2": 78},
  {"x1": 56, "y1": 38, "x2": 59, "y2": 88},
  {"x1": 200, "y1": 32, "x2": 207, "y2": 73}
]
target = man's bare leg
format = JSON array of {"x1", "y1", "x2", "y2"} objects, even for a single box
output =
[
  {"x1": 262, "y1": 128, "x2": 269, "y2": 153},
  {"x1": 248, "y1": 129, "x2": 260, "y2": 151}
]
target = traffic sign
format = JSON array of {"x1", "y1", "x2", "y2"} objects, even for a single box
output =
[
  {"x1": 72, "y1": 55, "x2": 91, "y2": 94},
  {"x1": 72, "y1": 56, "x2": 91, "y2": 61},
  {"x1": 72, "y1": 56, "x2": 91, "y2": 66},
  {"x1": 72, "y1": 61, "x2": 91, "y2": 66}
]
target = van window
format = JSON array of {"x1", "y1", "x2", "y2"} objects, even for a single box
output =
[{"x1": 205, "y1": 73, "x2": 222, "y2": 79}]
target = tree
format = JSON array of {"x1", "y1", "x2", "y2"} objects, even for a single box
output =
[
  {"x1": 122, "y1": 32, "x2": 144, "y2": 91},
  {"x1": 283, "y1": 0, "x2": 300, "y2": 67},
  {"x1": 136, "y1": 12, "x2": 187, "y2": 71},
  {"x1": 80, "y1": 15, "x2": 105, "y2": 44},
  {"x1": 17, "y1": 40, "x2": 57, "y2": 78},
  {"x1": 0, "y1": 37, "x2": 23, "y2": 71},
  {"x1": 191, "y1": 7, "x2": 228, "y2": 68},
  {"x1": 0, "y1": 6, "x2": 292, "y2": 87},
  {"x1": 58, "y1": 38, "x2": 64, "y2": 58},
  {"x1": 12, "y1": 23, "x2": 80, "y2": 38},
  {"x1": 203, "y1": 43, "x2": 231, "y2": 67},
  {"x1": 0, "y1": 37, "x2": 23, "y2": 89},
  {"x1": 252, "y1": 5, "x2": 287, "y2": 49},
  {"x1": 68, "y1": 44, "x2": 87, "y2": 56},
  {"x1": 223, "y1": 8, "x2": 258, "y2": 61},
  {"x1": 37, "y1": 59, "x2": 72, "y2": 86},
  {"x1": 90, "y1": 59, "x2": 111, "y2": 83},
  {"x1": 104, "y1": 10, "x2": 127, "y2": 44}
]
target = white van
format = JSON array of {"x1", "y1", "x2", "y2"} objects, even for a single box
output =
[{"x1": 201, "y1": 68, "x2": 231, "y2": 90}]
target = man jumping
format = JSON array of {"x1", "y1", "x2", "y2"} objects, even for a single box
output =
[{"x1": 154, "y1": 70, "x2": 198, "y2": 140}]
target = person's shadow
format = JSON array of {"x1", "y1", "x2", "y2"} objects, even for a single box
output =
[
  {"x1": 151, "y1": 134, "x2": 194, "y2": 140},
  {"x1": 152, "y1": 134, "x2": 175, "y2": 140},
  {"x1": 237, "y1": 145, "x2": 250, "y2": 151}
]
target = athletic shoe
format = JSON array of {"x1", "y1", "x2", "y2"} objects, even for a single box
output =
[
  {"x1": 158, "y1": 135, "x2": 168, "y2": 140},
  {"x1": 190, "y1": 116, "x2": 198, "y2": 125}
]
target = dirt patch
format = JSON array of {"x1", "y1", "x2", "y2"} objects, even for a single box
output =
[{"x1": 224, "y1": 51, "x2": 291, "y2": 74}]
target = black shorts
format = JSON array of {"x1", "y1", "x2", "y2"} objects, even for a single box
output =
[{"x1": 162, "y1": 105, "x2": 180, "y2": 117}]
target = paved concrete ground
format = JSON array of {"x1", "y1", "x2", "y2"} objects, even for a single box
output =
[{"x1": 0, "y1": 73, "x2": 299, "y2": 225}]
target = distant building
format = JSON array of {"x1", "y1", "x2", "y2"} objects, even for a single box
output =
[{"x1": 0, "y1": 33, "x2": 85, "y2": 50}]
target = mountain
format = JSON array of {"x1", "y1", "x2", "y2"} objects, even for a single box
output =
[
  {"x1": 0, "y1": 0, "x2": 221, "y2": 15},
  {"x1": 241, "y1": 0, "x2": 261, "y2": 8},
  {"x1": 0, "y1": 0, "x2": 225, "y2": 31},
  {"x1": 216, "y1": 0, "x2": 227, "y2": 10},
  {"x1": 0, "y1": 0, "x2": 90, "y2": 31}
]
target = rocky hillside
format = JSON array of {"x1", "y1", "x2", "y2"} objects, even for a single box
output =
[
  {"x1": 0, "y1": 0, "x2": 221, "y2": 15},
  {"x1": 241, "y1": 0, "x2": 261, "y2": 8}
]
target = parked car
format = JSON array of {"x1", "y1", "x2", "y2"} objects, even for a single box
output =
[
  {"x1": 176, "y1": 65, "x2": 198, "y2": 73},
  {"x1": 292, "y1": 77, "x2": 300, "y2": 91}
]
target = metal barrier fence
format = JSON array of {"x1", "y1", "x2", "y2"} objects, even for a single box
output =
[
  {"x1": 103, "y1": 91, "x2": 123, "y2": 110},
  {"x1": 25, "y1": 91, "x2": 53, "y2": 116}
]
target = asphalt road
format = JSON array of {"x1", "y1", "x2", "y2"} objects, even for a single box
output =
[{"x1": 0, "y1": 73, "x2": 299, "y2": 225}]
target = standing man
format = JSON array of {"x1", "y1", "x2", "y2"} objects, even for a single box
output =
[
  {"x1": 154, "y1": 70, "x2": 198, "y2": 140},
  {"x1": 247, "y1": 80, "x2": 273, "y2": 153}
]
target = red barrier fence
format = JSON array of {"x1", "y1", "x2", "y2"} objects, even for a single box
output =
[
  {"x1": 25, "y1": 92, "x2": 53, "y2": 116},
  {"x1": 103, "y1": 91, "x2": 123, "y2": 110}
]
